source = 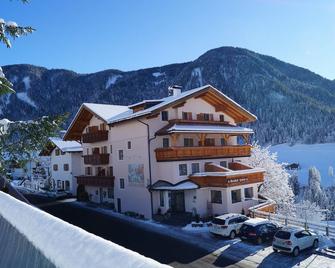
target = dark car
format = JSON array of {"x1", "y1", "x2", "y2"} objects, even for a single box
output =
[{"x1": 239, "y1": 218, "x2": 279, "y2": 244}]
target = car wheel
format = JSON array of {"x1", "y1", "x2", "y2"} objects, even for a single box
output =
[
  {"x1": 313, "y1": 239, "x2": 319, "y2": 249},
  {"x1": 229, "y1": 231, "x2": 236, "y2": 239},
  {"x1": 293, "y1": 247, "x2": 300, "y2": 257},
  {"x1": 256, "y1": 237, "x2": 262, "y2": 245},
  {"x1": 273, "y1": 248, "x2": 278, "y2": 253}
]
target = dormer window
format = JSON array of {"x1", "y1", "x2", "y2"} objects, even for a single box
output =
[{"x1": 161, "y1": 111, "x2": 168, "y2": 121}]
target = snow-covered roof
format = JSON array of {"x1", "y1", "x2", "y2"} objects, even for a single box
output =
[
  {"x1": 83, "y1": 103, "x2": 130, "y2": 122},
  {"x1": 164, "y1": 124, "x2": 254, "y2": 134},
  {"x1": 49, "y1": 137, "x2": 82, "y2": 153},
  {"x1": 244, "y1": 218, "x2": 270, "y2": 226},
  {"x1": 192, "y1": 167, "x2": 265, "y2": 177},
  {"x1": 0, "y1": 191, "x2": 169, "y2": 268},
  {"x1": 108, "y1": 85, "x2": 257, "y2": 124},
  {"x1": 152, "y1": 180, "x2": 199, "y2": 191},
  {"x1": 128, "y1": 99, "x2": 162, "y2": 108},
  {"x1": 215, "y1": 213, "x2": 243, "y2": 220}
]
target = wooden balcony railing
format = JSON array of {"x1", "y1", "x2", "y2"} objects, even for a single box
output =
[
  {"x1": 83, "y1": 154, "x2": 109, "y2": 165},
  {"x1": 82, "y1": 130, "x2": 108, "y2": 143},
  {"x1": 77, "y1": 176, "x2": 114, "y2": 187},
  {"x1": 155, "y1": 145, "x2": 251, "y2": 161}
]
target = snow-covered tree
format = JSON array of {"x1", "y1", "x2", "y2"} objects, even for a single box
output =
[
  {"x1": 294, "y1": 200, "x2": 325, "y2": 223},
  {"x1": 304, "y1": 166, "x2": 323, "y2": 205},
  {"x1": 246, "y1": 143, "x2": 294, "y2": 206},
  {"x1": 0, "y1": 0, "x2": 35, "y2": 94},
  {"x1": 329, "y1": 166, "x2": 334, "y2": 177}
]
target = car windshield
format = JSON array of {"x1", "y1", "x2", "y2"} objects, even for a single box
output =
[
  {"x1": 275, "y1": 231, "x2": 291, "y2": 239},
  {"x1": 212, "y1": 218, "x2": 226, "y2": 225},
  {"x1": 240, "y1": 224, "x2": 255, "y2": 232}
]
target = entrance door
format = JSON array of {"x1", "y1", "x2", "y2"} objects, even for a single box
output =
[
  {"x1": 170, "y1": 191, "x2": 185, "y2": 212},
  {"x1": 117, "y1": 198, "x2": 122, "y2": 213}
]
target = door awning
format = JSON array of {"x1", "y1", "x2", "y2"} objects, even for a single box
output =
[{"x1": 151, "y1": 180, "x2": 199, "y2": 191}]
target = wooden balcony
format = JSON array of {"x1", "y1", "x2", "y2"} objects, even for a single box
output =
[
  {"x1": 82, "y1": 130, "x2": 108, "y2": 143},
  {"x1": 155, "y1": 145, "x2": 251, "y2": 161},
  {"x1": 84, "y1": 154, "x2": 109, "y2": 165},
  {"x1": 77, "y1": 176, "x2": 114, "y2": 187}
]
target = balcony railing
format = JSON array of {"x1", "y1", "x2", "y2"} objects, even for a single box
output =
[
  {"x1": 77, "y1": 175, "x2": 114, "y2": 187},
  {"x1": 83, "y1": 153, "x2": 109, "y2": 165},
  {"x1": 155, "y1": 145, "x2": 251, "y2": 161},
  {"x1": 82, "y1": 130, "x2": 108, "y2": 143}
]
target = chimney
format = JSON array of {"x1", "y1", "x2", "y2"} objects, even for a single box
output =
[{"x1": 168, "y1": 85, "x2": 182, "y2": 96}]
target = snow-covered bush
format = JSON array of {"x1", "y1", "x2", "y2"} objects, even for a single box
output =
[
  {"x1": 246, "y1": 143, "x2": 294, "y2": 207},
  {"x1": 294, "y1": 200, "x2": 325, "y2": 223}
]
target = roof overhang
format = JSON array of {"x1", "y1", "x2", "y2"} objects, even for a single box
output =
[{"x1": 151, "y1": 180, "x2": 199, "y2": 191}]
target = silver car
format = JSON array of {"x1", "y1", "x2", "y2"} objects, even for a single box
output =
[{"x1": 272, "y1": 226, "x2": 319, "y2": 257}]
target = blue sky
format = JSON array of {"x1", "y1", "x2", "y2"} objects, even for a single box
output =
[{"x1": 1, "y1": 0, "x2": 335, "y2": 79}]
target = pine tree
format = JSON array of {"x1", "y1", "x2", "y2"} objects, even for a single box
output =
[{"x1": 0, "y1": 0, "x2": 35, "y2": 94}]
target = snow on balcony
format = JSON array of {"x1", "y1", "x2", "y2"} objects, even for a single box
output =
[{"x1": 0, "y1": 192, "x2": 169, "y2": 268}]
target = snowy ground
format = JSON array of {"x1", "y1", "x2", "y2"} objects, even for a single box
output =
[
  {"x1": 270, "y1": 143, "x2": 335, "y2": 186},
  {"x1": 75, "y1": 202, "x2": 335, "y2": 268}
]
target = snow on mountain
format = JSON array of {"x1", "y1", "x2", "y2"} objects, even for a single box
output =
[
  {"x1": 191, "y1": 67, "x2": 203, "y2": 86},
  {"x1": 152, "y1": 72, "x2": 165, "y2": 78},
  {"x1": 16, "y1": 92, "x2": 37, "y2": 108},
  {"x1": 22, "y1": 76, "x2": 31, "y2": 90},
  {"x1": 105, "y1": 74, "x2": 122, "y2": 89},
  {"x1": 270, "y1": 143, "x2": 335, "y2": 187}
]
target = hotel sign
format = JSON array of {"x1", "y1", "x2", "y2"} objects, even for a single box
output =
[{"x1": 227, "y1": 177, "x2": 248, "y2": 184}]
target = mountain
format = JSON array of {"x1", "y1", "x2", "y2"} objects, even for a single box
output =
[{"x1": 2, "y1": 46, "x2": 335, "y2": 145}]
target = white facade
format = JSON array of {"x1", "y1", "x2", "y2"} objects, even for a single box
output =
[{"x1": 65, "y1": 85, "x2": 264, "y2": 219}]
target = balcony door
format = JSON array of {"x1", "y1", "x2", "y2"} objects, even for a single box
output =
[{"x1": 170, "y1": 191, "x2": 185, "y2": 213}]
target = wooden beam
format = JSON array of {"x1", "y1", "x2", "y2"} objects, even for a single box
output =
[{"x1": 172, "y1": 101, "x2": 186, "y2": 109}]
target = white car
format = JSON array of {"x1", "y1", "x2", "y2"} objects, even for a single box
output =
[
  {"x1": 272, "y1": 226, "x2": 319, "y2": 256},
  {"x1": 209, "y1": 213, "x2": 249, "y2": 239}
]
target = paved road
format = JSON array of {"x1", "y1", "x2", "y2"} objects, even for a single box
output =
[{"x1": 24, "y1": 194, "x2": 237, "y2": 267}]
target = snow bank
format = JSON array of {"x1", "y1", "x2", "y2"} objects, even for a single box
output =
[
  {"x1": 17, "y1": 92, "x2": 37, "y2": 108},
  {"x1": 270, "y1": 143, "x2": 335, "y2": 186},
  {"x1": 0, "y1": 192, "x2": 169, "y2": 268}
]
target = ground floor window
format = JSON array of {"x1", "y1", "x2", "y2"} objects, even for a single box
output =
[
  {"x1": 65, "y1": 180, "x2": 70, "y2": 191},
  {"x1": 179, "y1": 164, "x2": 187, "y2": 176},
  {"x1": 57, "y1": 180, "x2": 61, "y2": 189},
  {"x1": 120, "y1": 178, "x2": 125, "y2": 189},
  {"x1": 191, "y1": 163, "x2": 200, "y2": 174},
  {"x1": 231, "y1": 189, "x2": 242, "y2": 203},
  {"x1": 211, "y1": 190, "x2": 222, "y2": 204},
  {"x1": 107, "y1": 187, "x2": 114, "y2": 198},
  {"x1": 160, "y1": 191, "x2": 165, "y2": 207},
  {"x1": 244, "y1": 187, "x2": 254, "y2": 199}
]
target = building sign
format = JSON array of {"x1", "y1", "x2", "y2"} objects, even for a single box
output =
[
  {"x1": 227, "y1": 177, "x2": 248, "y2": 184},
  {"x1": 128, "y1": 164, "x2": 144, "y2": 185}
]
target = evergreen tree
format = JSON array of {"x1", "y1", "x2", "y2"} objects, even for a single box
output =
[
  {"x1": 289, "y1": 172, "x2": 300, "y2": 197},
  {"x1": 0, "y1": 0, "x2": 35, "y2": 94}
]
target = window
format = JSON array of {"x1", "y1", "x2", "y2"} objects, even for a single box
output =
[
  {"x1": 211, "y1": 190, "x2": 222, "y2": 204},
  {"x1": 163, "y1": 138, "x2": 169, "y2": 148},
  {"x1": 118, "y1": 150, "x2": 124, "y2": 160},
  {"x1": 231, "y1": 189, "x2": 242, "y2": 203},
  {"x1": 205, "y1": 138, "x2": 215, "y2": 146},
  {"x1": 101, "y1": 146, "x2": 107, "y2": 154},
  {"x1": 191, "y1": 163, "x2": 200, "y2": 174},
  {"x1": 65, "y1": 181, "x2": 70, "y2": 191},
  {"x1": 85, "y1": 167, "x2": 92, "y2": 175},
  {"x1": 219, "y1": 114, "x2": 225, "y2": 122},
  {"x1": 182, "y1": 112, "x2": 192, "y2": 120},
  {"x1": 161, "y1": 111, "x2": 168, "y2": 121},
  {"x1": 220, "y1": 138, "x2": 226, "y2": 146},
  {"x1": 244, "y1": 187, "x2": 254, "y2": 199},
  {"x1": 53, "y1": 164, "x2": 58, "y2": 171},
  {"x1": 110, "y1": 145, "x2": 113, "y2": 153},
  {"x1": 220, "y1": 161, "x2": 227, "y2": 168},
  {"x1": 57, "y1": 180, "x2": 62, "y2": 189},
  {"x1": 63, "y1": 164, "x2": 69, "y2": 171},
  {"x1": 100, "y1": 123, "x2": 106, "y2": 130},
  {"x1": 160, "y1": 191, "x2": 165, "y2": 207},
  {"x1": 120, "y1": 178, "x2": 125, "y2": 189},
  {"x1": 61, "y1": 151, "x2": 66, "y2": 155},
  {"x1": 203, "y1": 113, "x2": 213, "y2": 121},
  {"x1": 179, "y1": 164, "x2": 187, "y2": 176},
  {"x1": 93, "y1": 147, "x2": 100, "y2": 154},
  {"x1": 107, "y1": 188, "x2": 114, "y2": 199},
  {"x1": 184, "y1": 138, "x2": 194, "y2": 147},
  {"x1": 55, "y1": 149, "x2": 60, "y2": 156},
  {"x1": 109, "y1": 166, "x2": 113, "y2": 176},
  {"x1": 127, "y1": 141, "x2": 131, "y2": 149},
  {"x1": 86, "y1": 148, "x2": 90, "y2": 155}
]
